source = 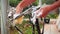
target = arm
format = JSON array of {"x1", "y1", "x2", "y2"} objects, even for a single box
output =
[
  {"x1": 13, "y1": 0, "x2": 36, "y2": 25},
  {"x1": 16, "y1": 0, "x2": 36, "y2": 14},
  {"x1": 36, "y1": 0, "x2": 60, "y2": 18}
]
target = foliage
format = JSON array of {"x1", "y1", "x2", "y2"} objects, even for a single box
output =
[
  {"x1": 16, "y1": 20, "x2": 43, "y2": 34},
  {"x1": 47, "y1": 13, "x2": 58, "y2": 19},
  {"x1": 32, "y1": 0, "x2": 39, "y2": 6},
  {"x1": 9, "y1": 0, "x2": 56, "y2": 7},
  {"x1": 9, "y1": 0, "x2": 39, "y2": 7},
  {"x1": 42, "y1": 0, "x2": 55, "y2": 4},
  {"x1": 9, "y1": 0, "x2": 22, "y2": 7}
]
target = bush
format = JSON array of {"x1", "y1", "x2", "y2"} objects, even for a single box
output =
[
  {"x1": 42, "y1": 0, "x2": 55, "y2": 4},
  {"x1": 9, "y1": 0, "x2": 39, "y2": 7},
  {"x1": 32, "y1": 0, "x2": 39, "y2": 6},
  {"x1": 47, "y1": 13, "x2": 58, "y2": 19},
  {"x1": 9, "y1": 0, "x2": 22, "y2": 7}
]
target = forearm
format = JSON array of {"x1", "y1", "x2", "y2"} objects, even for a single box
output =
[
  {"x1": 16, "y1": 0, "x2": 36, "y2": 13},
  {"x1": 44, "y1": 0, "x2": 60, "y2": 12},
  {"x1": 50, "y1": 0, "x2": 60, "y2": 10},
  {"x1": 37, "y1": 0, "x2": 60, "y2": 17}
]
